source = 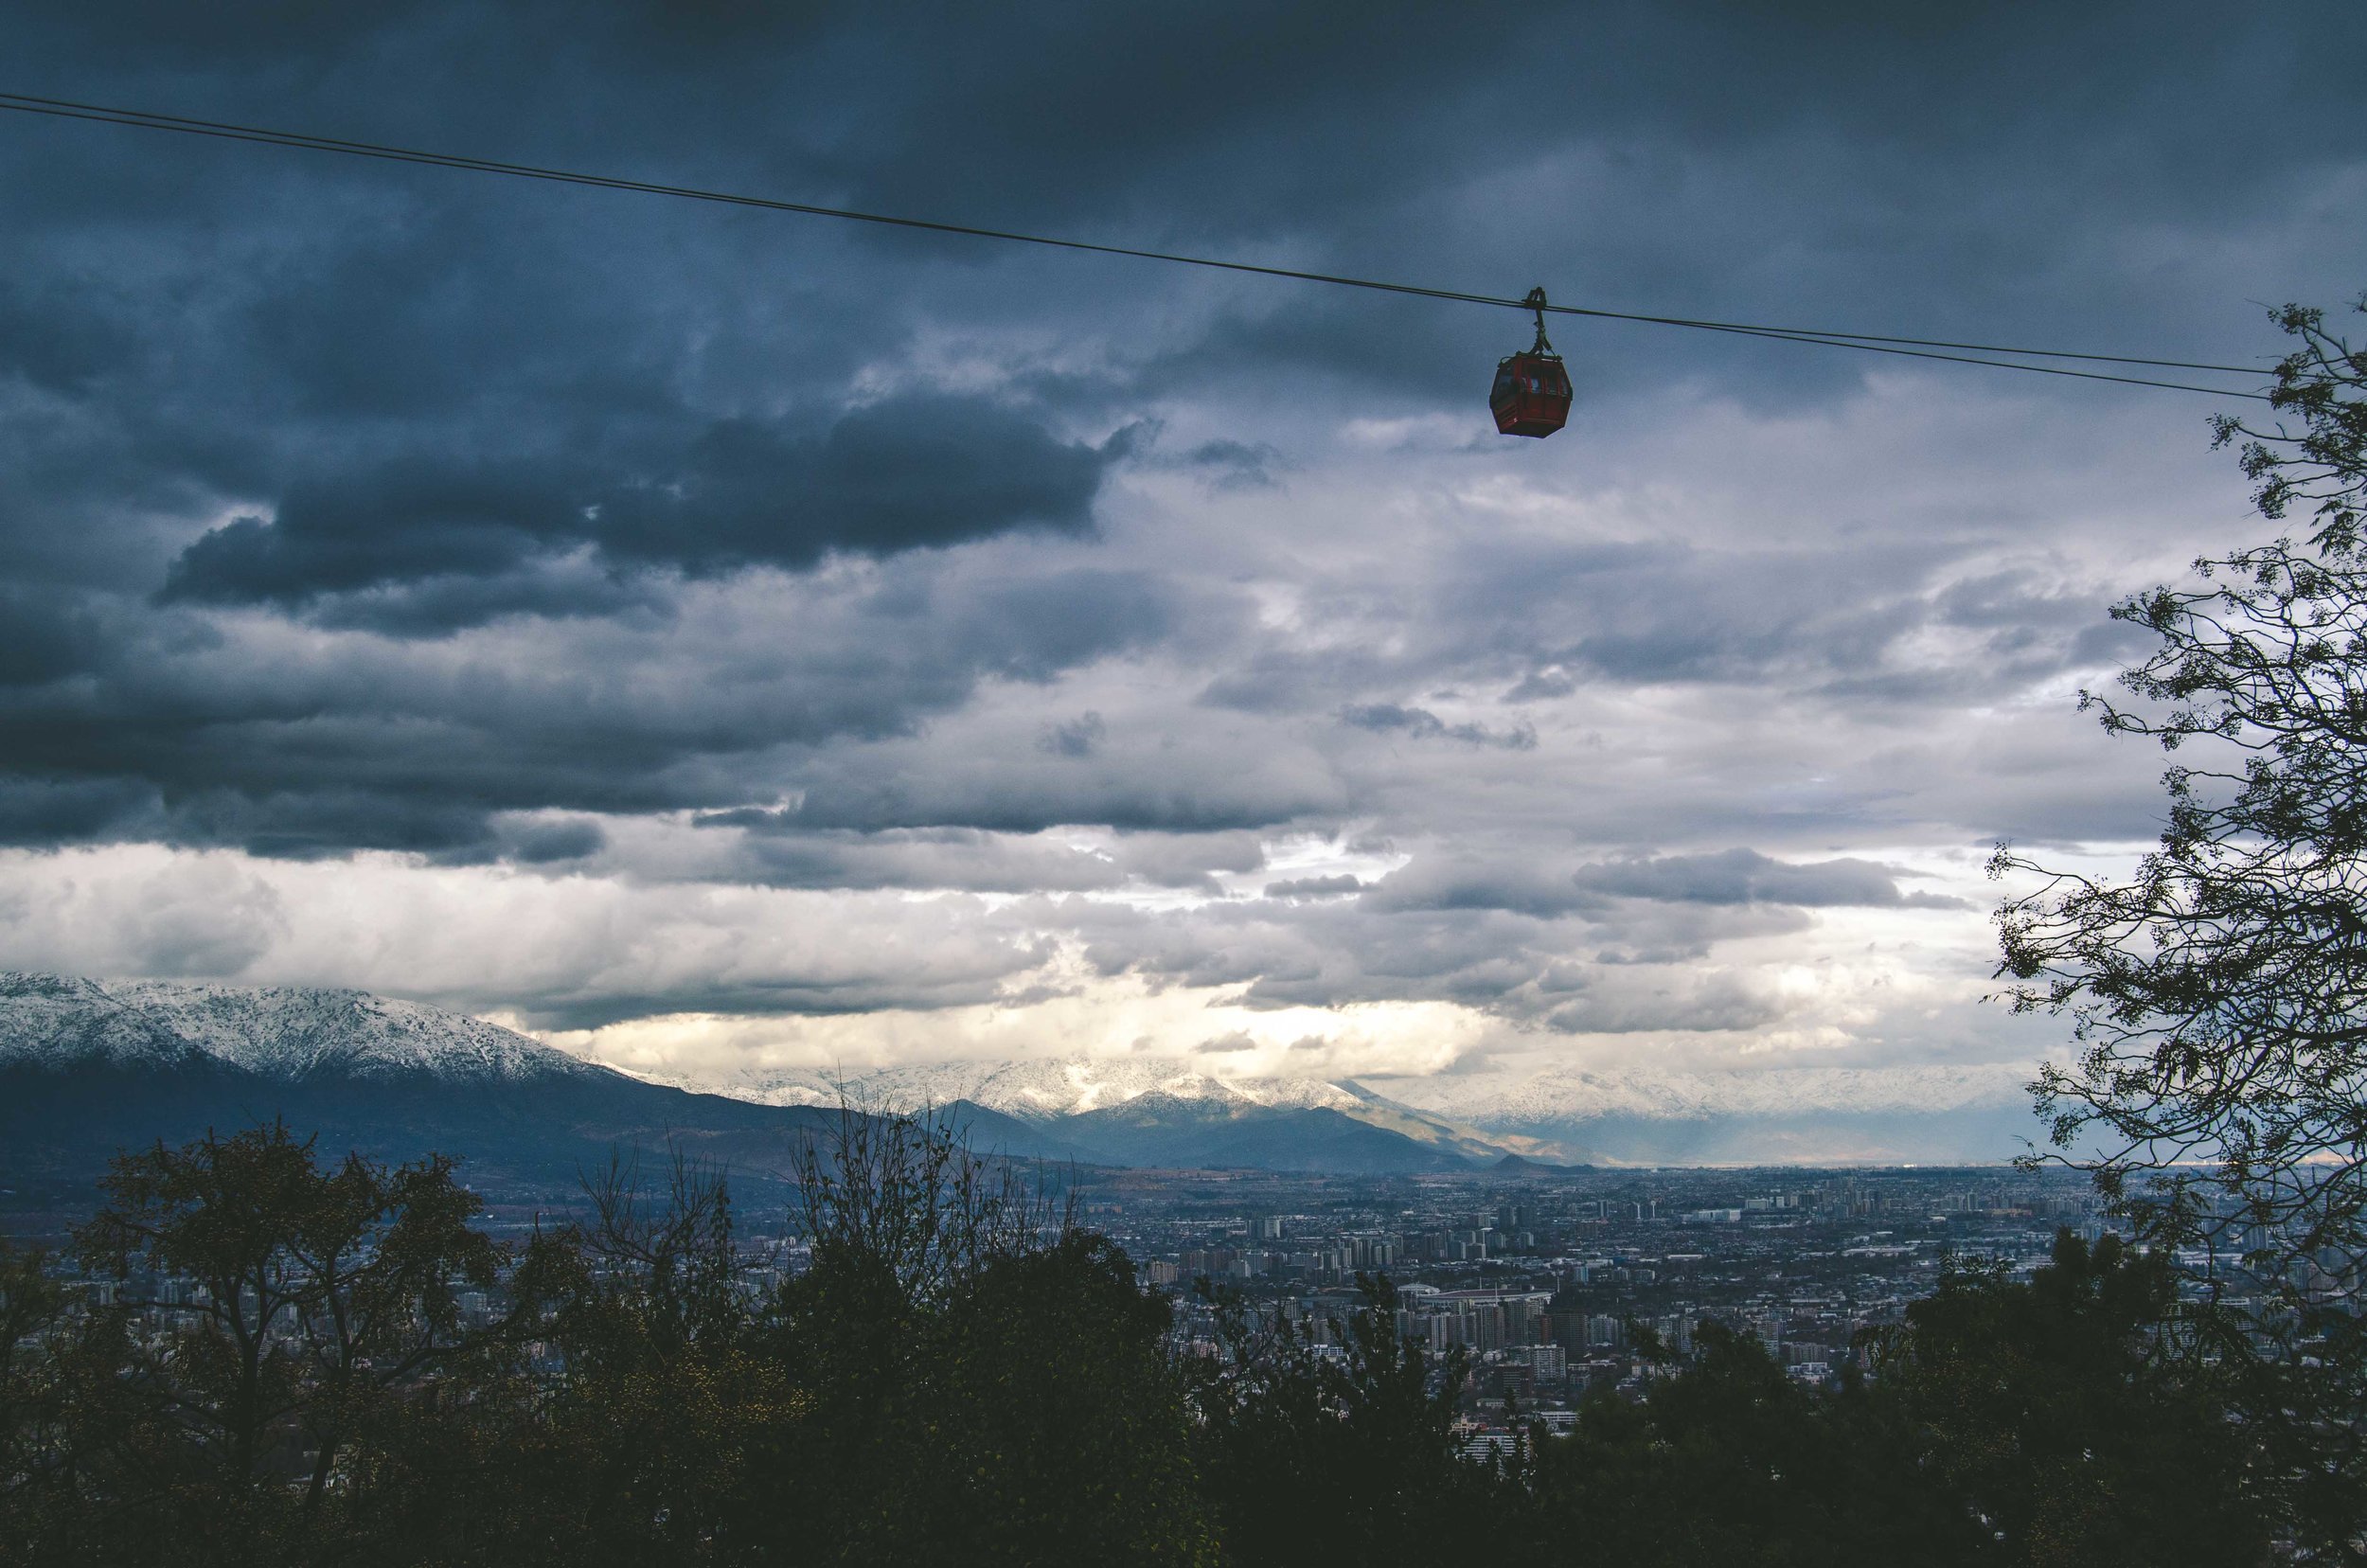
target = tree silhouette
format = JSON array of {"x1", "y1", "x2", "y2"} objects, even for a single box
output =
[
  {"x1": 1183, "y1": 1273, "x2": 1501, "y2": 1566},
  {"x1": 1871, "y1": 1233, "x2": 2270, "y2": 1566},
  {"x1": 1994, "y1": 294, "x2": 2367, "y2": 1552},
  {"x1": 50, "y1": 1121, "x2": 501, "y2": 1563},
  {"x1": 1, "y1": 1114, "x2": 2293, "y2": 1564}
]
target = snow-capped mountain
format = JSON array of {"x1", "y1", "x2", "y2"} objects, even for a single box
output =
[
  {"x1": 626, "y1": 1053, "x2": 2045, "y2": 1166},
  {"x1": 0, "y1": 976, "x2": 1512, "y2": 1189},
  {"x1": 0, "y1": 971, "x2": 2046, "y2": 1184},
  {"x1": 625, "y1": 1056, "x2": 1539, "y2": 1168},
  {"x1": 0, "y1": 973, "x2": 875, "y2": 1199},
  {"x1": 663, "y1": 1057, "x2": 1375, "y2": 1117},
  {"x1": 0, "y1": 971, "x2": 601, "y2": 1082}
]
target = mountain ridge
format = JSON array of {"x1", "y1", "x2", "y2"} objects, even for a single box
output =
[
  {"x1": 625, "y1": 1053, "x2": 2044, "y2": 1166},
  {"x1": 0, "y1": 975, "x2": 1510, "y2": 1187},
  {"x1": 626, "y1": 1055, "x2": 1544, "y2": 1167},
  {"x1": 0, "y1": 971, "x2": 603, "y2": 1082},
  {"x1": 0, "y1": 973, "x2": 2046, "y2": 1176},
  {"x1": 0, "y1": 973, "x2": 870, "y2": 1202}
]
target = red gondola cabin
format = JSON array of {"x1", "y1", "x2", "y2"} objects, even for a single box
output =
[{"x1": 1490, "y1": 287, "x2": 1571, "y2": 438}]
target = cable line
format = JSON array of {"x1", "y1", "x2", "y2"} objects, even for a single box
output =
[{"x1": 0, "y1": 89, "x2": 2275, "y2": 401}]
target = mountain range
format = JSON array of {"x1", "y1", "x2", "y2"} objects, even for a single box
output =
[
  {"x1": 0, "y1": 973, "x2": 1022, "y2": 1206},
  {"x1": 0, "y1": 975, "x2": 1526, "y2": 1203},
  {"x1": 635, "y1": 1057, "x2": 1546, "y2": 1169},
  {"x1": 0, "y1": 973, "x2": 2045, "y2": 1206},
  {"x1": 650, "y1": 1054, "x2": 2043, "y2": 1167},
  {"x1": 1367, "y1": 1062, "x2": 2045, "y2": 1167}
]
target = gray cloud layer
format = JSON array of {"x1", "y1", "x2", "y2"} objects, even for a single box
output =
[{"x1": 0, "y1": 1, "x2": 2356, "y2": 1078}]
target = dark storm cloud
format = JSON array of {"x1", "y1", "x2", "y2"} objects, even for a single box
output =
[
  {"x1": 0, "y1": 0, "x2": 2353, "y2": 1063},
  {"x1": 672, "y1": 820, "x2": 1266, "y2": 899},
  {"x1": 785, "y1": 765, "x2": 1335, "y2": 837},
  {"x1": 1179, "y1": 439, "x2": 1289, "y2": 493},
  {"x1": 0, "y1": 559, "x2": 1193, "y2": 855},
  {"x1": 1264, "y1": 874, "x2": 1363, "y2": 900},
  {"x1": 296, "y1": 561, "x2": 674, "y2": 637},
  {"x1": 1363, "y1": 857, "x2": 1597, "y2": 919},
  {"x1": 703, "y1": 828, "x2": 1127, "y2": 896},
  {"x1": 1036, "y1": 712, "x2": 1106, "y2": 757},
  {"x1": 1572, "y1": 848, "x2": 1968, "y2": 910},
  {"x1": 501, "y1": 817, "x2": 607, "y2": 865},
  {"x1": 1068, "y1": 893, "x2": 1792, "y2": 1027},
  {"x1": 595, "y1": 399, "x2": 1122, "y2": 574},
  {"x1": 0, "y1": 777, "x2": 163, "y2": 845},
  {"x1": 1361, "y1": 846, "x2": 1959, "y2": 922},
  {"x1": 0, "y1": 588, "x2": 102, "y2": 686},
  {"x1": 162, "y1": 460, "x2": 579, "y2": 605},
  {"x1": 160, "y1": 396, "x2": 1120, "y2": 610},
  {"x1": 1339, "y1": 704, "x2": 1538, "y2": 751},
  {"x1": 1113, "y1": 830, "x2": 1268, "y2": 888}
]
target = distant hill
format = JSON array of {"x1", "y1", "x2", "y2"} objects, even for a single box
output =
[
  {"x1": 632, "y1": 1056, "x2": 1541, "y2": 1170},
  {"x1": 0, "y1": 976, "x2": 1506, "y2": 1203},
  {"x1": 1366, "y1": 1062, "x2": 2044, "y2": 1166},
  {"x1": 0, "y1": 973, "x2": 2040, "y2": 1191},
  {"x1": 1490, "y1": 1152, "x2": 1587, "y2": 1175},
  {"x1": 0, "y1": 973, "x2": 1071, "y2": 1206},
  {"x1": 1058, "y1": 1094, "x2": 1475, "y2": 1175},
  {"x1": 636, "y1": 1054, "x2": 2045, "y2": 1167}
]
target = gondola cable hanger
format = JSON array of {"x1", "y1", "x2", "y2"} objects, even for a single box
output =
[{"x1": 0, "y1": 89, "x2": 2281, "y2": 436}]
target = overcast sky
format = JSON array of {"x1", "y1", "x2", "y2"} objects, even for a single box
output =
[{"x1": 0, "y1": 2, "x2": 2358, "y2": 1102}]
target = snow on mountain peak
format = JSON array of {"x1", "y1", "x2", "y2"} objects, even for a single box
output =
[
  {"x1": 0, "y1": 972, "x2": 598, "y2": 1083},
  {"x1": 620, "y1": 1055, "x2": 1374, "y2": 1120}
]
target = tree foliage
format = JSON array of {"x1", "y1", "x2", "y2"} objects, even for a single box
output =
[
  {"x1": 0, "y1": 1117, "x2": 2292, "y2": 1565},
  {"x1": 1994, "y1": 294, "x2": 2367, "y2": 1557},
  {"x1": 1872, "y1": 1233, "x2": 2269, "y2": 1567},
  {"x1": 0, "y1": 1122, "x2": 502, "y2": 1564},
  {"x1": 1182, "y1": 1273, "x2": 1486, "y2": 1566},
  {"x1": 1522, "y1": 1235, "x2": 2274, "y2": 1566}
]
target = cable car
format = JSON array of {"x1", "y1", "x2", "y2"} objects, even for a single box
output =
[{"x1": 1490, "y1": 286, "x2": 1571, "y2": 437}]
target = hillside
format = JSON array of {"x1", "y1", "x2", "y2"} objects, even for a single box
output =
[
  {"x1": 0, "y1": 973, "x2": 1065, "y2": 1204},
  {"x1": 634, "y1": 1055, "x2": 1535, "y2": 1168},
  {"x1": 0, "y1": 976, "x2": 1497, "y2": 1199}
]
